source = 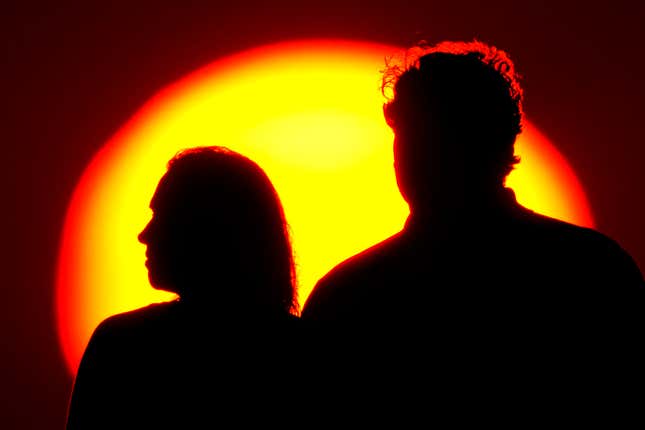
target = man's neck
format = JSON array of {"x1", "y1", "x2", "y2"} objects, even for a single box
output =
[{"x1": 405, "y1": 187, "x2": 518, "y2": 234}]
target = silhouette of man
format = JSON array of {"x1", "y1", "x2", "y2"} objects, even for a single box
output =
[
  {"x1": 302, "y1": 41, "x2": 644, "y2": 348},
  {"x1": 66, "y1": 147, "x2": 302, "y2": 429}
]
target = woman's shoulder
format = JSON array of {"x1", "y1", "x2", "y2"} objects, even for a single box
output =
[{"x1": 94, "y1": 300, "x2": 181, "y2": 336}]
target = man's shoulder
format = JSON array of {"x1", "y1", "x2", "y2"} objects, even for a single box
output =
[
  {"x1": 519, "y1": 206, "x2": 630, "y2": 255},
  {"x1": 326, "y1": 233, "x2": 404, "y2": 280},
  {"x1": 302, "y1": 232, "x2": 404, "y2": 320},
  {"x1": 517, "y1": 205, "x2": 644, "y2": 283}
]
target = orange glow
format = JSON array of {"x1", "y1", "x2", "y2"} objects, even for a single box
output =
[{"x1": 56, "y1": 39, "x2": 594, "y2": 375}]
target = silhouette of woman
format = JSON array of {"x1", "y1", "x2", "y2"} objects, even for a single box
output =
[{"x1": 66, "y1": 146, "x2": 301, "y2": 428}]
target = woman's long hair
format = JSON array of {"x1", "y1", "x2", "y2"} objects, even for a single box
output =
[{"x1": 162, "y1": 146, "x2": 298, "y2": 315}]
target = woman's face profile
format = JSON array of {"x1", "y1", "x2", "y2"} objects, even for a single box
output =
[
  {"x1": 137, "y1": 170, "x2": 235, "y2": 298},
  {"x1": 138, "y1": 173, "x2": 201, "y2": 295},
  {"x1": 138, "y1": 177, "x2": 179, "y2": 293}
]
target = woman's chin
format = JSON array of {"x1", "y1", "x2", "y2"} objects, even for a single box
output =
[{"x1": 147, "y1": 273, "x2": 179, "y2": 295}]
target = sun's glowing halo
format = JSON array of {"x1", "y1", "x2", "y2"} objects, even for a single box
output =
[{"x1": 56, "y1": 39, "x2": 594, "y2": 375}]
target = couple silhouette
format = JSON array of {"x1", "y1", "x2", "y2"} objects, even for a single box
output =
[{"x1": 66, "y1": 41, "x2": 644, "y2": 428}]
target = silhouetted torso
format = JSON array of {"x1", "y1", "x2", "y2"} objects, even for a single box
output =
[
  {"x1": 67, "y1": 298, "x2": 302, "y2": 429},
  {"x1": 301, "y1": 190, "x2": 644, "y2": 414},
  {"x1": 304, "y1": 189, "x2": 644, "y2": 349}
]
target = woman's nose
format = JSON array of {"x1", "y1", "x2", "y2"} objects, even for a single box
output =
[{"x1": 138, "y1": 221, "x2": 152, "y2": 244}]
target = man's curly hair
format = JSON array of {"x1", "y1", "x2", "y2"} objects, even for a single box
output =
[{"x1": 382, "y1": 40, "x2": 524, "y2": 181}]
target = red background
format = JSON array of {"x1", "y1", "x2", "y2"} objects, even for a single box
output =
[{"x1": 3, "y1": 2, "x2": 644, "y2": 427}]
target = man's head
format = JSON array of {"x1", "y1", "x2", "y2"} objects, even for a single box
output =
[{"x1": 382, "y1": 40, "x2": 523, "y2": 213}]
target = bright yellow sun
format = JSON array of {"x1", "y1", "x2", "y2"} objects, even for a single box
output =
[{"x1": 57, "y1": 39, "x2": 594, "y2": 375}]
